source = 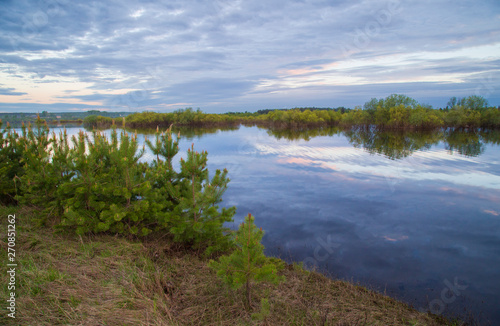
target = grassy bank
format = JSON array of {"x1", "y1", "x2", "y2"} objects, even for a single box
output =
[{"x1": 0, "y1": 206, "x2": 456, "y2": 326}]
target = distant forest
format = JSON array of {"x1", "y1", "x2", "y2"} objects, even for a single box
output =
[
  {"x1": 0, "y1": 110, "x2": 131, "y2": 125},
  {"x1": 1, "y1": 94, "x2": 499, "y2": 130},
  {"x1": 97, "y1": 95, "x2": 500, "y2": 130}
]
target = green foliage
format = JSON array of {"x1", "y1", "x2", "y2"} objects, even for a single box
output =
[
  {"x1": 251, "y1": 298, "x2": 271, "y2": 321},
  {"x1": 444, "y1": 95, "x2": 495, "y2": 128},
  {"x1": 124, "y1": 108, "x2": 242, "y2": 129},
  {"x1": 0, "y1": 120, "x2": 26, "y2": 205},
  {"x1": 144, "y1": 127, "x2": 236, "y2": 254},
  {"x1": 145, "y1": 126, "x2": 179, "y2": 167},
  {"x1": 209, "y1": 214, "x2": 284, "y2": 307},
  {"x1": 169, "y1": 144, "x2": 236, "y2": 254},
  {"x1": 364, "y1": 95, "x2": 441, "y2": 130},
  {"x1": 16, "y1": 117, "x2": 68, "y2": 218},
  {"x1": 264, "y1": 108, "x2": 331, "y2": 128},
  {"x1": 448, "y1": 95, "x2": 488, "y2": 110},
  {"x1": 387, "y1": 104, "x2": 411, "y2": 129},
  {"x1": 363, "y1": 98, "x2": 381, "y2": 112},
  {"x1": 83, "y1": 115, "x2": 115, "y2": 128},
  {"x1": 480, "y1": 108, "x2": 500, "y2": 128},
  {"x1": 9, "y1": 123, "x2": 235, "y2": 253},
  {"x1": 340, "y1": 108, "x2": 370, "y2": 126},
  {"x1": 358, "y1": 94, "x2": 499, "y2": 130},
  {"x1": 0, "y1": 111, "x2": 129, "y2": 127},
  {"x1": 97, "y1": 95, "x2": 500, "y2": 131},
  {"x1": 57, "y1": 129, "x2": 152, "y2": 235},
  {"x1": 408, "y1": 105, "x2": 443, "y2": 129},
  {"x1": 445, "y1": 107, "x2": 481, "y2": 128},
  {"x1": 2, "y1": 95, "x2": 499, "y2": 132},
  {"x1": 382, "y1": 93, "x2": 418, "y2": 109}
]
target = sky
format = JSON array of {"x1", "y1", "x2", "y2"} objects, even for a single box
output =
[{"x1": 0, "y1": 0, "x2": 499, "y2": 113}]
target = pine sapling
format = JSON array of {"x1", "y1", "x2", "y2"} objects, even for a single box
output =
[{"x1": 208, "y1": 214, "x2": 284, "y2": 307}]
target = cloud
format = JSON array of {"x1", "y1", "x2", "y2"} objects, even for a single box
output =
[
  {"x1": 0, "y1": 0, "x2": 499, "y2": 112},
  {"x1": 483, "y1": 209, "x2": 499, "y2": 216},
  {"x1": 279, "y1": 59, "x2": 337, "y2": 70},
  {"x1": 159, "y1": 77, "x2": 259, "y2": 102},
  {"x1": 0, "y1": 87, "x2": 27, "y2": 96}
]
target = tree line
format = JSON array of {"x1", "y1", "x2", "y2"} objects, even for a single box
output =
[
  {"x1": 82, "y1": 94, "x2": 500, "y2": 130},
  {"x1": 0, "y1": 110, "x2": 131, "y2": 126}
]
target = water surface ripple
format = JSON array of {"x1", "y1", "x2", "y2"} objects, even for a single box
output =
[{"x1": 42, "y1": 126, "x2": 500, "y2": 324}]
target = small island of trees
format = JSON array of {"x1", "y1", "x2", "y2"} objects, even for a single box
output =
[{"x1": 77, "y1": 94, "x2": 500, "y2": 130}]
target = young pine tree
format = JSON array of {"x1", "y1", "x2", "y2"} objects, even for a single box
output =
[
  {"x1": 58, "y1": 130, "x2": 108, "y2": 234},
  {"x1": 209, "y1": 214, "x2": 284, "y2": 307},
  {"x1": 145, "y1": 125, "x2": 179, "y2": 169},
  {"x1": 0, "y1": 121, "x2": 25, "y2": 205},
  {"x1": 95, "y1": 129, "x2": 152, "y2": 235},
  {"x1": 60, "y1": 129, "x2": 154, "y2": 235},
  {"x1": 169, "y1": 143, "x2": 235, "y2": 254},
  {"x1": 144, "y1": 127, "x2": 180, "y2": 230},
  {"x1": 145, "y1": 127, "x2": 235, "y2": 253},
  {"x1": 17, "y1": 117, "x2": 70, "y2": 220}
]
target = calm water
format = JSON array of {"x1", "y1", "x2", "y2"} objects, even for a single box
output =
[{"x1": 45, "y1": 126, "x2": 500, "y2": 324}]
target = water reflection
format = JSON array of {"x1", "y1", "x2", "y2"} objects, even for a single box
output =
[
  {"x1": 266, "y1": 126, "x2": 342, "y2": 141},
  {"x1": 444, "y1": 129, "x2": 485, "y2": 157},
  {"x1": 23, "y1": 124, "x2": 500, "y2": 324},
  {"x1": 480, "y1": 129, "x2": 500, "y2": 145},
  {"x1": 122, "y1": 125, "x2": 241, "y2": 139},
  {"x1": 82, "y1": 123, "x2": 497, "y2": 160},
  {"x1": 343, "y1": 127, "x2": 441, "y2": 159},
  {"x1": 213, "y1": 127, "x2": 500, "y2": 324},
  {"x1": 265, "y1": 126, "x2": 497, "y2": 160}
]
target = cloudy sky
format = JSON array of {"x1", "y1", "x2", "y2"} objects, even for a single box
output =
[{"x1": 0, "y1": 0, "x2": 499, "y2": 113}]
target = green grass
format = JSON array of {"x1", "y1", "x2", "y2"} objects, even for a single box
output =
[{"x1": 0, "y1": 205, "x2": 456, "y2": 325}]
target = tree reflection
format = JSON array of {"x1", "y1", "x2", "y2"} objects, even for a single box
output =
[
  {"x1": 98, "y1": 124, "x2": 496, "y2": 160},
  {"x1": 266, "y1": 126, "x2": 342, "y2": 141},
  {"x1": 480, "y1": 129, "x2": 500, "y2": 146},
  {"x1": 444, "y1": 129, "x2": 485, "y2": 157},
  {"x1": 173, "y1": 126, "x2": 240, "y2": 140},
  {"x1": 122, "y1": 126, "x2": 240, "y2": 139},
  {"x1": 343, "y1": 127, "x2": 442, "y2": 160},
  {"x1": 264, "y1": 126, "x2": 495, "y2": 160}
]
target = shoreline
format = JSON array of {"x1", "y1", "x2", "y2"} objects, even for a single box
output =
[{"x1": 0, "y1": 205, "x2": 458, "y2": 325}]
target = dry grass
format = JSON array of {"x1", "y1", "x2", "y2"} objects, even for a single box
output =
[{"x1": 1, "y1": 206, "x2": 456, "y2": 326}]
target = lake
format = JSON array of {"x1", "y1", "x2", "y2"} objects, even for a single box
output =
[{"x1": 44, "y1": 125, "x2": 500, "y2": 324}]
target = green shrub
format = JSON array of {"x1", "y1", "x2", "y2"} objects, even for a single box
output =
[
  {"x1": 11, "y1": 124, "x2": 235, "y2": 254},
  {"x1": 16, "y1": 118, "x2": 67, "y2": 218},
  {"x1": 83, "y1": 115, "x2": 114, "y2": 128},
  {"x1": 0, "y1": 121, "x2": 26, "y2": 205},
  {"x1": 209, "y1": 214, "x2": 284, "y2": 307}
]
